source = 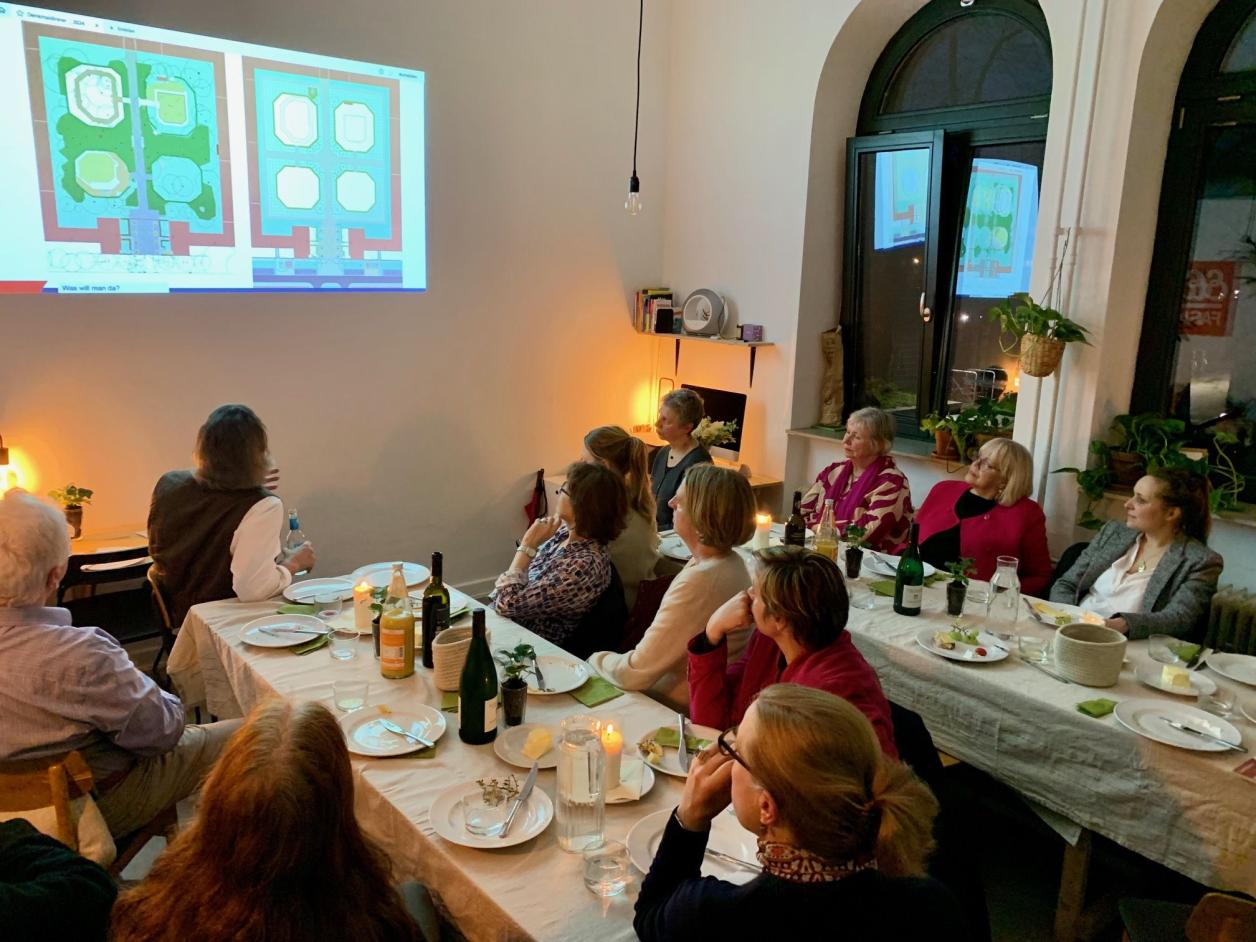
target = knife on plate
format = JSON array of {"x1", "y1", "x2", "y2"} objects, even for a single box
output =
[
  {"x1": 677, "y1": 713, "x2": 692, "y2": 773},
  {"x1": 377, "y1": 718, "x2": 434, "y2": 749},
  {"x1": 1158, "y1": 717, "x2": 1247, "y2": 752},
  {"x1": 501, "y1": 762, "x2": 538, "y2": 837},
  {"x1": 259, "y1": 626, "x2": 329, "y2": 638}
]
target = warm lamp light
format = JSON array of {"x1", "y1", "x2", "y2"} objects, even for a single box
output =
[{"x1": 0, "y1": 434, "x2": 8, "y2": 466}]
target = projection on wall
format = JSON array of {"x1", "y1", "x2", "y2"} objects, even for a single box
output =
[{"x1": 0, "y1": 5, "x2": 426, "y2": 293}]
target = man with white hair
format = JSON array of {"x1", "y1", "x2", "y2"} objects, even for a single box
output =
[{"x1": 0, "y1": 490, "x2": 240, "y2": 838}]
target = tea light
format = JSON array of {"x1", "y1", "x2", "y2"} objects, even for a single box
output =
[
  {"x1": 353, "y1": 581, "x2": 374, "y2": 632},
  {"x1": 752, "y1": 513, "x2": 772, "y2": 551},
  {"x1": 601, "y1": 721, "x2": 623, "y2": 789}
]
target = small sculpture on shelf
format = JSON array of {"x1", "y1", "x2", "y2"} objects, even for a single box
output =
[{"x1": 819, "y1": 327, "x2": 844, "y2": 427}]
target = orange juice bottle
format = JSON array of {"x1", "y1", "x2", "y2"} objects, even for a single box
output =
[{"x1": 379, "y1": 563, "x2": 415, "y2": 679}]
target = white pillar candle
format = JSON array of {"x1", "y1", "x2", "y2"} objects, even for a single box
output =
[
  {"x1": 353, "y1": 581, "x2": 374, "y2": 632},
  {"x1": 601, "y1": 721, "x2": 623, "y2": 790},
  {"x1": 751, "y1": 513, "x2": 772, "y2": 551}
]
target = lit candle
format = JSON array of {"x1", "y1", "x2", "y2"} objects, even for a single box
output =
[
  {"x1": 353, "y1": 581, "x2": 374, "y2": 633},
  {"x1": 752, "y1": 513, "x2": 772, "y2": 551},
  {"x1": 601, "y1": 721, "x2": 623, "y2": 790}
]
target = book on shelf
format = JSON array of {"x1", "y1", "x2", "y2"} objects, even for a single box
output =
[{"x1": 634, "y1": 287, "x2": 672, "y2": 334}]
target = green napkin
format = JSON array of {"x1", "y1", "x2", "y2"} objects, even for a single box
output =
[
  {"x1": 412, "y1": 739, "x2": 441, "y2": 760},
  {"x1": 277, "y1": 603, "x2": 317, "y2": 616},
  {"x1": 1168, "y1": 642, "x2": 1202, "y2": 666},
  {"x1": 291, "y1": 634, "x2": 330, "y2": 655},
  {"x1": 868, "y1": 579, "x2": 896, "y2": 597},
  {"x1": 651, "y1": 726, "x2": 713, "y2": 751},
  {"x1": 440, "y1": 692, "x2": 459, "y2": 712},
  {"x1": 1076, "y1": 698, "x2": 1117, "y2": 718},
  {"x1": 924, "y1": 573, "x2": 947, "y2": 587},
  {"x1": 570, "y1": 676, "x2": 624, "y2": 707}
]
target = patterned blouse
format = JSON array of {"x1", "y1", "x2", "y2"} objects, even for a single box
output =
[
  {"x1": 492, "y1": 524, "x2": 612, "y2": 647},
  {"x1": 799, "y1": 457, "x2": 914, "y2": 553}
]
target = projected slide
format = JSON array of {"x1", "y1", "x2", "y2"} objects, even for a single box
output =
[
  {"x1": 954, "y1": 158, "x2": 1039, "y2": 299},
  {"x1": 0, "y1": 5, "x2": 426, "y2": 293}
]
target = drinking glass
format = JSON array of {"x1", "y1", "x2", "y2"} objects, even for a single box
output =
[
  {"x1": 1017, "y1": 632, "x2": 1051, "y2": 663},
  {"x1": 582, "y1": 840, "x2": 631, "y2": 897},
  {"x1": 333, "y1": 679, "x2": 369, "y2": 712},
  {"x1": 986, "y1": 557, "x2": 1021, "y2": 640},
  {"x1": 847, "y1": 581, "x2": 877, "y2": 610},
  {"x1": 315, "y1": 592, "x2": 343, "y2": 625},
  {"x1": 1198, "y1": 684, "x2": 1236, "y2": 719},
  {"x1": 328, "y1": 625, "x2": 359, "y2": 661},
  {"x1": 556, "y1": 714, "x2": 605, "y2": 853}
]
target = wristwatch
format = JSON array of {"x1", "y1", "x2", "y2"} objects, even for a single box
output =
[{"x1": 516, "y1": 543, "x2": 538, "y2": 558}]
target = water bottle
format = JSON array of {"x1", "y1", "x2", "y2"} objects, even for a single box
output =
[
  {"x1": 556, "y1": 714, "x2": 605, "y2": 853},
  {"x1": 987, "y1": 555, "x2": 1021, "y2": 639},
  {"x1": 286, "y1": 509, "x2": 306, "y2": 552}
]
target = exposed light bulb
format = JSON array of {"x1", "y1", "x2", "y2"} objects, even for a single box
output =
[{"x1": 625, "y1": 174, "x2": 642, "y2": 216}]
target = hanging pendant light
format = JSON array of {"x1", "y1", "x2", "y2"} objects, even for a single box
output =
[{"x1": 625, "y1": 0, "x2": 644, "y2": 215}]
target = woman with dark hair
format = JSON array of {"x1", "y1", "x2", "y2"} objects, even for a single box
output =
[
  {"x1": 111, "y1": 699, "x2": 423, "y2": 942},
  {"x1": 492, "y1": 462, "x2": 628, "y2": 649},
  {"x1": 1051, "y1": 467, "x2": 1223, "y2": 640},
  {"x1": 635, "y1": 684, "x2": 965, "y2": 941},
  {"x1": 148, "y1": 405, "x2": 315, "y2": 626},
  {"x1": 651, "y1": 389, "x2": 713, "y2": 530},
  {"x1": 583, "y1": 425, "x2": 660, "y2": 609},
  {"x1": 687, "y1": 546, "x2": 896, "y2": 757}
]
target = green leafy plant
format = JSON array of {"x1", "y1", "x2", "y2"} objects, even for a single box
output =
[
  {"x1": 987, "y1": 292, "x2": 1091, "y2": 349},
  {"x1": 843, "y1": 524, "x2": 868, "y2": 548},
  {"x1": 494, "y1": 643, "x2": 537, "y2": 681},
  {"x1": 864, "y1": 377, "x2": 916, "y2": 411},
  {"x1": 1208, "y1": 429, "x2": 1247, "y2": 514},
  {"x1": 48, "y1": 483, "x2": 93, "y2": 508},
  {"x1": 1112, "y1": 413, "x2": 1188, "y2": 469},
  {"x1": 946, "y1": 558, "x2": 976, "y2": 586}
]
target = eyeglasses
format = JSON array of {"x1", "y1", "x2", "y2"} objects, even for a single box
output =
[
  {"x1": 556, "y1": 483, "x2": 568, "y2": 497},
  {"x1": 717, "y1": 727, "x2": 752, "y2": 775},
  {"x1": 972, "y1": 457, "x2": 995, "y2": 472}
]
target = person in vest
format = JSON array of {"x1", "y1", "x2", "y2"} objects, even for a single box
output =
[{"x1": 148, "y1": 404, "x2": 316, "y2": 627}]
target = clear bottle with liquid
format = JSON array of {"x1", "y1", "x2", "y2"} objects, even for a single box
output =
[
  {"x1": 987, "y1": 555, "x2": 1021, "y2": 639},
  {"x1": 285, "y1": 509, "x2": 306, "y2": 552},
  {"x1": 556, "y1": 714, "x2": 606, "y2": 852},
  {"x1": 783, "y1": 490, "x2": 807, "y2": 548},
  {"x1": 814, "y1": 499, "x2": 838, "y2": 562},
  {"x1": 379, "y1": 563, "x2": 415, "y2": 680}
]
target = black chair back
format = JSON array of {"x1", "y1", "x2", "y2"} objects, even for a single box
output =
[
  {"x1": 1046, "y1": 541, "x2": 1089, "y2": 598},
  {"x1": 566, "y1": 565, "x2": 628, "y2": 660},
  {"x1": 56, "y1": 546, "x2": 153, "y2": 605}
]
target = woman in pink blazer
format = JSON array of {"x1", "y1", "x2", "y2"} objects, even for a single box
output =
[{"x1": 915, "y1": 439, "x2": 1052, "y2": 597}]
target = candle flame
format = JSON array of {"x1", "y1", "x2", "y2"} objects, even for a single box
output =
[
  {"x1": 355, "y1": 581, "x2": 373, "y2": 591},
  {"x1": 755, "y1": 513, "x2": 771, "y2": 525}
]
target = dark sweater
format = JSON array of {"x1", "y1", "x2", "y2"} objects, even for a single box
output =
[
  {"x1": 635, "y1": 811, "x2": 968, "y2": 942},
  {"x1": 650, "y1": 445, "x2": 712, "y2": 530},
  {"x1": 0, "y1": 819, "x2": 116, "y2": 942}
]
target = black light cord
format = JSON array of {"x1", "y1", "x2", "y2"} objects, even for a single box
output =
[{"x1": 632, "y1": 0, "x2": 643, "y2": 181}]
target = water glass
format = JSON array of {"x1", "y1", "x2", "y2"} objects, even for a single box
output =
[
  {"x1": 461, "y1": 792, "x2": 512, "y2": 838},
  {"x1": 556, "y1": 714, "x2": 605, "y2": 853},
  {"x1": 582, "y1": 840, "x2": 631, "y2": 897},
  {"x1": 1017, "y1": 633, "x2": 1051, "y2": 663},
  {"x1": 328, "y1": 625, "x2": 359, "y2": 661},
  {"x1": 315, "y1": 591, "x2": 343, "y2": 625},
  {"x1": 847, "y1": 582, "x2": 877, "y2": 610},
  {"x1": 986, "y1": 557, "x2": 1021, "y2": 639},
  {"x1": 333, "y1": 679, "x2": 369, "y2": 712},
  {"x1": 1198, "y1": 684, "x2": 1236, "y2": 719}
]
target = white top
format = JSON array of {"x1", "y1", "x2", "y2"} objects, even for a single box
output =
[
  {"x1": 1080, "y1": 537, "x2": 1153, "y2": 618},
  {"x1": 228, "y1": 496, "x2": 293, "y2": 602},
  {"x1": 608, "y1": 510, "x2": 661, "y2": 611},
  {"x1": 587, "y1": 552, "x2": 751, "y2": 711}
]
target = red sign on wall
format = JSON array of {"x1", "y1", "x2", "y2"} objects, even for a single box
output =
[{"x1": 1180, "y1": 261, "x2": 1236, "y2": 337}]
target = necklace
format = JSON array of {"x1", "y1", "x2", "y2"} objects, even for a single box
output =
[{"x1": 1130, "y1": 538, "x2": 1168, "y2": 574}]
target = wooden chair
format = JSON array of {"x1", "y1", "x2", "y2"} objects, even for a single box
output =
[
  {"x1": 1121, "y1": 893, "x2": 1256, "y2": 942},
  {"x1": 147, "y1": 568, "x2": 178, "y2": 680},
  {"x1": 0, "y1": 751, "x2": 95, "y2": 850}
]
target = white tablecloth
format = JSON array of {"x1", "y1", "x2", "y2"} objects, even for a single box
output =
[
  {"x1": 167, "y1": 592, "x2": 689, "y2": 942},
  {"x1": 844, "y1": 579, "x2": 1256, "y2": 893}
]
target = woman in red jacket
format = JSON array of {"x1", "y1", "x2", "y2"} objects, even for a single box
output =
[
  {"x1": 686, "y1": 546, "x2": 897, "y2": 758},
  {"x1": 914, "y1": 438, "x2": 1052, "y2": 596}
]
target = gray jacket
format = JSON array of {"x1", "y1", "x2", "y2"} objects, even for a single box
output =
[{"x1": 1049, "y1": 521, "x2": 1223, "y2": 641}]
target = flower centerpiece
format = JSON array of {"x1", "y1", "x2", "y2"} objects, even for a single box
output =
[{"x1": 692, "y1": 417, "x2": 738, "y2": 450}]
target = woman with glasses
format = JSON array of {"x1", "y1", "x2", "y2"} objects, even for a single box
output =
[
  {"x1": 687, "y1": 545, "x2": 896, "y2": 758},
  {"x1": 913, "y1": 438, "x2": 1052, "y2": 595},
  {"x1": 634, "y1": 684, "x2": 965, "y2": 940}
]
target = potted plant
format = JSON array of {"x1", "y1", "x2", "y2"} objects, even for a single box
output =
[
  {"x1": 48, "y1": 483, "x2": 93, "y2": 538},
  {"x1": 987, "y1": 292, "x2": 1090, "y2": 378},
  {"x1": 945, "y1": 558, "x2": 975, "y2": 617},
  {"x1": 1111, "y1": 413, "x2": 1189, "y2": 483},
  {"x1": 495, "y1": 643, "x2": 535, "y2": 726},
  {"x1": 921, "y1": 413, "x2": 959, "y2": 460},
  {"x1": 843, "y1": 524, "x2": 867, "y2": 580}
]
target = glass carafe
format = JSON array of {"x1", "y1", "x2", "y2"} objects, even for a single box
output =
[
  {"x1": 556, "y1": 714, "x2": 605, "y2": 853},
  {"x1": 986, "y1": 555, "x2": 1021, "y2": 640}
]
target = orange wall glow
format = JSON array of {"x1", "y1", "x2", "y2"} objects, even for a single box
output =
[{"x1": 0, "y1": 448, "x2": 38, "y2": 496}]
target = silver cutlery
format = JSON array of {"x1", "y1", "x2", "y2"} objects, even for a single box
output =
[
  {"x1": 1187, "y1": 647, "x2": 1211, "y2": 672},
  {"x1": 1017, "y1": 655, "x2": 1073, "y2": 684},
  {"x1": 677, "y1": 713, "x2": 692, "y2": 772},
  {"x1": 1158, "y1": 717, "x2": 1247, "y2": 752},
  {"x1": 501, "y1": 762, "x2": 538, "y2": 838},
  {"x1": 704, "y1": 847, "x2": 761, "y2": 873},
  {"x1": 531, "y1": 652, "x2": 552, "y2": 692},
  {"x1": 377, "y1": 718, "x2": 434, "y2": 750},
  {"x1": 259, "y1": 626, "x2": 329, "y2": 639}
]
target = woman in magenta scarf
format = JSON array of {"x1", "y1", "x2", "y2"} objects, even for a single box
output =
[{"x1": 799, "y1": 408, "x2": 913, "y2": 553}]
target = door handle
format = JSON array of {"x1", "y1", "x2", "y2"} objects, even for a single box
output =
[{"x1": 919, "y1": 292, "x2": 932, "y2": 324}]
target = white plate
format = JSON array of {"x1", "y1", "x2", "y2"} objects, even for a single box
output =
[
  {"x1": 430, "y1": 780, "x2": 553, "y2": 849},
  {"x1": 914, "y1": 628, "x2": 1009, "y2": 664},
  {"x1": 1113, "y1": 698, "x2": 1243, "y2": 752},
  {"x1": 1241, "y1": 699, "x2": 1256, "y2": 725},
  {"x1": 864, "y1": 552, "x2": 938, "y2": 580},
  {"x1": 494, "y1": 724, "x2": 560, "y2": 770},
  {"x1": 340, "y1": 705, "x2": 447, "y2": 757},
  {"x1": 240, "y1": 614, "x2": 329, "y2": 648},
  {"x1": 1134, "y1": 663, "x2": 1217, "y2": 697},
  {"x1": 607, "y1": 757, "x2": 656, "y2": 804},
  {"x1": 352, "y1": 562, "x2": 431, "y2": 589},
  {"x1": 659, "y1": 532, "x2": 692, "y2": 561},
  {"x1": 1026, "y1": 599, "x2": 1104, "y2": 627},
  {"x1": 284, "y1": 577, "x2": 355, "y2": 603},
  {"x1": 525, "y1": 656, "x2": 589, "y2": 695},
  {"x1": 636, "y1": 723, "x2": 721, "y2": 778},
  {"x1": 407, "y1": 586, "x2": 475, "y2": 620},
  {"x1": 627, "y1": 809, "x2": 759, "y2": 884},
  {"x1": 1206, "y1": 653, "x2": 1256, "y2": 687}
]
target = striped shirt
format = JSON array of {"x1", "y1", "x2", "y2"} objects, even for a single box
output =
[{"x1": 800, "y1": 459, "x2": 914, "y2": 553}]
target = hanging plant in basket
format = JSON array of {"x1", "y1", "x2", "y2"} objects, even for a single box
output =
[{"x1": 988, "y1": 293, "x2": 1090, "y2": 378}]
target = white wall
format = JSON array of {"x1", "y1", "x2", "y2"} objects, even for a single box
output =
[{"x1": 0, "y1": 0, "x2": 671, "y2": 593}]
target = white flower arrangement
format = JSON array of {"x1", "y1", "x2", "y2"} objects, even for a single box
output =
[{"x1": 693, "y1": 417, "x2": 738, "y2": 449}]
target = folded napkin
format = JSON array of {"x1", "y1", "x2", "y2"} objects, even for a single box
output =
[
  {"x1": 924, "y1": 573, "x2": 946, "y2": 587},
  {"x1": 440, "y1": 692, "x2": 459, "y2": 712},
  {"x1": 868, "y1": 579, "x2": 896, "y2": 598},
  {"x1": 651, "y1": 726, "x2": 713, "y2": 751},
  {"x1": 277, "y1": 603, "x2": 318, "y2": 616},
  {"x1": 291, "y1": 634, "x2": 330, "y2": 656},
  {"x1": 607, "y1": 757, "x2": 646, "y2": 801},
  {"x1": 1076, "y1": 698, "x2": 1117, "y2": 718},
  {"x1": 570, "y1": 676, "x2": 624, "y2": 707}
]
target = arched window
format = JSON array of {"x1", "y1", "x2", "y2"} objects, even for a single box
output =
[
  {"x1": 842, "y1": 0, "x2": 1051, "y2": 436},
  {"x1": 1132, "y1": 0, "x2": 1256, "y2": 502}
]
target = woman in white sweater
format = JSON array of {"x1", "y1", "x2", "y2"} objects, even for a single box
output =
[
  {"x1": 588, "y1": 464, "x2": 754, "y2": 711},
  {"x1": 583, "y1": 426, "x2": 661, "y2": 611}
]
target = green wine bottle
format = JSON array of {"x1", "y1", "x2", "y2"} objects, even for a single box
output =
[
  {"x1": 783, "y1": 490, "x2": 806, "y2": 547},
  {"x1": 893, "y1": 523, "x2": 924, "y2": 616},
  {"x1": 458, "y1": 609, "x2": 498, "y2": 744},
  {"x1": 421, "y1": 551, "x2": 450, "y2": 669}
]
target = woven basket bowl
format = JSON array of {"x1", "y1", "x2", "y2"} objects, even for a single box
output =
[
  {"x1": 1053, "y1": 623, "x2": 1126, "y2": 687},
  {"x1": 1020, "y1": 334, "x2": 1066, "y2": 378},
  {"x1": 431, "y1": 625, "x2": 492, "y2": 692}
]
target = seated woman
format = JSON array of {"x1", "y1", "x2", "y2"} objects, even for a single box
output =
[
  {"x1": 650, "y1": 389, "x2": 713, "y2": 530},
  {"x1": 687, "y1": 546, "x2": 896, "y2": 757},
  {"x1": 798, "y1": 407, "x2": 912, "y2": 553},
  {"x1": 148, "y1": 404, "x2": 315, "y2": 627},
  {"x1": 588, "y1": 465, "x2": 753, "y2": 711},
  {"x1": 492, "y1": 461, "x2": 627, "y2": 650},
  {"x1": 634, "y1": 684, "x2": 966, "y2": 941},
  {"x1": 915, "y1": 438, "x2": 1053, "y2": 595},
  {"x1": 110, "y1": 699, "x2": 424, "y2": 942},
  {"x1": 583, "y1": 425, "x2": 661, "y2": 610},
  {"x1": 1051, "y1": 467, "x2": 1223, "y2": 640}
]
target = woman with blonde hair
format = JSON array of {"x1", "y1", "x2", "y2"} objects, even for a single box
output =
[
  {"x1": 635, "y1": 684, "x2": 965, "y2": 940},
  {"x1": 914, "y1": 437, "x2": 1052, "y2": 595},
  {"x1": 583, "y1": 425, "x2": 660, "y2": 609},
  {"x1": 588, "y1": 464, "x2": 752, "y2": 710},
  {"x1": 111, "y1": 700, "x2": 424, "y2": 942}
]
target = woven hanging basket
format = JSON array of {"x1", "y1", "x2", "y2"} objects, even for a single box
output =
[{"x1": 1019, "y1": 333, "x2": 1066, "y2": 378}]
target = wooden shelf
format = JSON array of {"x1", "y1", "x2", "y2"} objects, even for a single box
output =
[{"x1": 639, "y1": 332, "x2": 774, "y2": 386}]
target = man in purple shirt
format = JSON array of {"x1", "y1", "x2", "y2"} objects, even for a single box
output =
[{"x1": 0, "y1": 490, "x2": 240, "y2": 838}]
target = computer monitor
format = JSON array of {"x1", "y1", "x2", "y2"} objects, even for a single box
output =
[{"x1": 681, "y1": 384, "x2": 747, "y2": 463}]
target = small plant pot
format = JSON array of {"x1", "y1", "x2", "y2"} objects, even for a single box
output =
[
  {"x1": 932, "y1": 430, "x2": 959, "y2": 460},
  {"x1": 64, "y1": 506, "x2": 83, "y2": 539},
  {"x1": 1110, "y1": 451, "x2": 1144, "y2": 487},
  {"x1": 502, "y1": 677, "x2": 528, "y2": 727},
  {"x1": 946, "y1": 581, "x2": 967, "y2": 617},
  {"x1": 844, "y1": 547, "x2": 864, "y2": 580}
]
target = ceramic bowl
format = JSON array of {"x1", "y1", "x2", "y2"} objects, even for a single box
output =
[{"x1": 1053, "y1": 622, "x2": 1126, "y2": 687}]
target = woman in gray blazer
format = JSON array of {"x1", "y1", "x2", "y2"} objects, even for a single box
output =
[{"x1": 1050, "y1": 467, "x2": 1222, "y2": 641}]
